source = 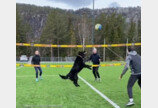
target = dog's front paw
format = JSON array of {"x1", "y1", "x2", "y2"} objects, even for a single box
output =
[
  {"x1": 87, "y1": 65, "x2": 92, "y2": 70},
  {"x1": 88, "y1": 66, "x2": 92, "y2": 70}
]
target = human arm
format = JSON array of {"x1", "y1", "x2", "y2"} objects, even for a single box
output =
[
  {"x1": 98, "y1": 55, "x2": 101, "y2": 63},
  {"x1": 31, "y1": 56, "x2": 35, "y2": 64},
  {"x1": 39, "y1": 56, "x2": 41, "y2": 64},
  {"x1": 120, "y1": 56, "x2": 131, "y2": 79},
  {"x1": 86, "y1": 55, "x2": 92, "y2": 62}
]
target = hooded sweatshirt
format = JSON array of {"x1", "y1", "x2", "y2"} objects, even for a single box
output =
[{"x1": 121, "y1": 51, "x2": 141, "y2": 76}]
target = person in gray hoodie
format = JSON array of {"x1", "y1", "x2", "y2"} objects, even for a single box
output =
[{"x1": 120, "y1": 46, "x2": 141, "y2": 106}]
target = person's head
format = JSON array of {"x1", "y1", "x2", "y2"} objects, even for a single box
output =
[
  {"x1": 35, "y1": 50, "x2": 40, "y2": 55},
  {"x1": 93, "y1": 48, "x2": 97, "y2": 54},
  {"x1": 128, "y1": 46, "x2": 135, "y2": 52}
]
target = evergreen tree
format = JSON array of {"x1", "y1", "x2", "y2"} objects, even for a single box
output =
[
  {"x1": 128, "y1": 19, "x2": 136, "y2": 43},
  {"x1": 16, "y1": 11, "x2": 32, "y2": 57},
  {"x1": 40, "y1": 10, "x2": 70, "y2": 57}
]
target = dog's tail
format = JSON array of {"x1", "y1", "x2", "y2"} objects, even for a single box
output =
[{"x1": 59, "y1": 74, "x2": 68, "y2": 79}]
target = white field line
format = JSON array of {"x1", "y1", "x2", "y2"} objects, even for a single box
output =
[
  {"x1": 16, "y1": 75, "x2": 58, "y2": 77},
  {"x1": 78, "y1": 76, "x2": 120, "y2": 108},
  {"x1": 16, "y1": 67, "x2": 23, "y2": 70}
]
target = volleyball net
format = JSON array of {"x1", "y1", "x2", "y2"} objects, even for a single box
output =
[{"x1": 16, "y1": 42, "x2": 141, "y2": 68}]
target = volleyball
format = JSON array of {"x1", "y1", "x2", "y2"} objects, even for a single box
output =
[{"x1": 95, "y1": 24, "x2": 102, "y2": 30}]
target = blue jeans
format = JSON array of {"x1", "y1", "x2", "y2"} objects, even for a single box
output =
[{"x1": 34, "y1": 67, "x2": 42, "y2": 78}]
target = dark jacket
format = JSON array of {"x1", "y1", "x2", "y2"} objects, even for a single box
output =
[
  {"x1": 121, "y1": 51, "x2": 141, "y2": 76},
  {"x1": 89, "y1": 53, "x2": 101, "y2": 64},
  {"x1": 31, "y1": 55, "x2": 41, "y2": 65}
]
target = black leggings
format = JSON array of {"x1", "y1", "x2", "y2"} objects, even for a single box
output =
[
  {"x1": 34, "y1": 67, "x2": 42, "y2": 78},
  {"x1": 127, "y1": 74, "x2": 141, "y2": 98},
  {"x1": 92, "y1": 67, "x2": 100, "y2": 78}
]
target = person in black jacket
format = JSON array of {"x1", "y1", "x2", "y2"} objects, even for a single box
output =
[
  {"x1": 88, "y1": 48, "x2": 101, "y2": 81},
  {"x1": 31, "y1": 50, "x2": 43, "y2": 82}
]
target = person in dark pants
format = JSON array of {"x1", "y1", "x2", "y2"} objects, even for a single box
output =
[
  {"x1": 120, "y1": 46, "x2": 141, "y2": 106},
  {"x1": 89, "y1": 48, "x2": 101, "y2": 81},
  {"x1": 31, "y1": 50, "x2": 43, "y2": 82}
]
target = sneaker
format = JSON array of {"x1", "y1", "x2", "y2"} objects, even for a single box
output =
[
  {"x1": 36, "y1": 78, "x2": 39, "y2": 82},
  {"x1": 98, "y1": 78, "x2": 101, "y2": 82},
  {"x1": 94, "y1": 78, "x2": 97, "y2": 81},
  {"x1": 126, "y1": 101, "x2": 135, "y2": 106},
  {"x1": 40, "y1": 76, "x2": 43, "y2": 80}
]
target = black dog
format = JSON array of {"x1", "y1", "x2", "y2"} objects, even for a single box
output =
[{"x1": 59, "y1": 51, "x2": 91, "y2": 87}]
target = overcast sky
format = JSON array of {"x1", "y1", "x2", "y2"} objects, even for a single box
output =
[{"x1": 16, "y1": 0, "x2": 141, "y2": 10}]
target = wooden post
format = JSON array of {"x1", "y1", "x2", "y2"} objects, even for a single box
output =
[
  {"x1": 83, "y1": 37, "x2": 85, "y2": 51},
  {"x1": 103, "y1": 38, "x2": 106, "y2": 62},
  {"x1": 58, "y1": 39, "x2": 60, "y2": 62},
  {"x1": 51, "y1": 46, "x2": 52, "y2": 61},
  {"x1": 126, "y1": 38, "x2": 128, "y2": 58}
]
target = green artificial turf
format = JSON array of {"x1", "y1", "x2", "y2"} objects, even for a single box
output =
[{"x1": 16, "y1": 62, "x2": 141, "y2": 108}]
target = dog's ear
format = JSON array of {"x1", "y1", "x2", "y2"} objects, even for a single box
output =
[
  {"x1": 78, "y1": 51, "x2": 81, "y2": 55},
  {"x1": 83, "y1": 51, "x2": 87, "y2": 54}
]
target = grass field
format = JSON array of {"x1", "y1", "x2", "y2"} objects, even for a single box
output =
[{"x1": 16, "y1": 62, "x2": 141, "y2": 108}]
